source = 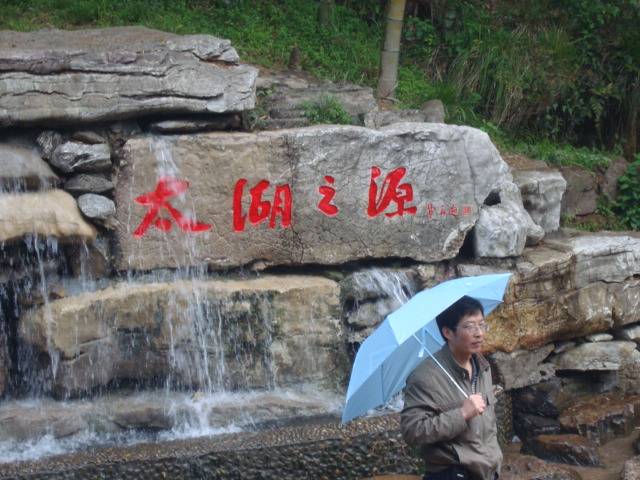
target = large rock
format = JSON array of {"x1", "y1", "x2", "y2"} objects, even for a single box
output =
[
  {"x1": 473, "y1": 180, "x2": 544, "y2": 258},
  {"x1": 560, "y1": 166, "x2": 597, "y2": 216},
  {"x1": 551, "y1": 341, "x2": 640, "y2": 371},
  {"x1": 483, "y1": 232, "x2": 640, "y2": 353},
  {"x1": 114, "y1": 124, "x2": 510, "y2": 271},
  {"x1": 0, "y1": 190, "x2": 96, "y2": 244},
  {"x1": 0, "y1": 143, "x2": 59, "y2": 191},
  {"x1": 488, "y1": 344, "x2": 555, "y2": 390},
  {"x1": 19, "y1": 275, "x2": 346, "y2": 397},
  {"x1": 49, "y1": 142, "x2": 111, "y2": 173},
  {"x1": 521, "y1": 434, "x2": 601, "y2": 466},
  {"x1": 558, "y1": 394, "x2": 640, "y2": 445},
  {"x1": 512, "y1": 169, "x2": 566, "y2": 232},
  {"x1": 0, "y1": 27, "x2": 258, "y2": 126}
]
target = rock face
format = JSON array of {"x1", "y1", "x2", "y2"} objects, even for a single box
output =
[
  {"x1": 488, "y1": 344, "x2": 555, "y2": 390},
  {"x1": 473, "y1": 180, "x2": 544, "y2": 257},
  {"x1": 521, "y1": 434, "x2": 601, "y2": 466},
  {"x1": 114, "y1": 123, "x2": 510, "y2": 271},
  {"x1": 0, "y1": 143, "x2": 59, "y2": 191},
  {"x1": 560, "y1": 167, "x2": 597, "y2": 216},
  {"x1": 483, "y1": 232, "x2": 640, "y2": 353},
  {"x1": 49, "y1": 142, "x2": 111, "y2": 173},
  {"x1": 19, "y1": 275, "x2": 346, "y2": 397},
  {"x1": 0, "y1": 190, "x2": 96, "y2": 244},
  {"x1": 558, "y1": 394, "x2": 640, "y2": 445},
  {"x1": 0, "y1": 27, "x2": 258, "y2": 126},
  {"x1": 512, "y1": 169, "x2": 566, "y2": 232},
  {"x1": 551, "y1": 341, "x2": 640, "y2": 371}
]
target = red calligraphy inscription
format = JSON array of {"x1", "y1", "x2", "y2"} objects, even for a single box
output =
[
  {"x1": 233, "y1": 179, "x2": 292, "y2": 232},
  {"x1": 317, "y1": 176, "x2": 339, "y2": 216},
  {"x1": 367, "y1": 166, "x2": 417, "y2": 218},
  {"x1": 133, "y1": 177, "x2": 212, "y2": 238}
]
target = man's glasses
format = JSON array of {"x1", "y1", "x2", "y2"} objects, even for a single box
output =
[{"x1": 459, "y1": 322, "x2": 489, "y2": 333}]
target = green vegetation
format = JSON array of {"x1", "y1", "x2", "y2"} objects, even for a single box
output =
[
  {"x1": 302, "y1": 94, "x2": 352, "y2": 125},
  {"x1": 2, "y1": 0, "x2": 638, "y2": 228},
  {"x1": 614, "y1": 156, "x2": 640, "y2": 229}
]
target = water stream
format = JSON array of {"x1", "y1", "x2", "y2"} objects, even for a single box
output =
[{"x1": 0, "y1": 137, "x2": 415, "y2": 464}]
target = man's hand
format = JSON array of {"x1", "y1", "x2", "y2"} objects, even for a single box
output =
[{"x1": 460, "y1": 394, "x2": 486, "y2": 421}]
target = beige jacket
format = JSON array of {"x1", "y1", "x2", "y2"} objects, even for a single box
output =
[{"x1": 401, "y1": 345, "x2": 502, "y2": 480}]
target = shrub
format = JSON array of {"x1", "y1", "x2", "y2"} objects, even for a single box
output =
[
  {"x1": 302, "y1": 95, "x2": 352, "y2": 125},
  {"x1": 614, "y1": 156, "x2": 640, "y2": 229}
]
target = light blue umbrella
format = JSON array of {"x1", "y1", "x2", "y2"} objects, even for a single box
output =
[{"x1": 341, "y1": 273, "x2": 511, "y2": 423}]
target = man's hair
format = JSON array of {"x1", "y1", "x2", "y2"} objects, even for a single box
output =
[{"x1": 436, "y1": 295, "x2": 484, "y2": 339}]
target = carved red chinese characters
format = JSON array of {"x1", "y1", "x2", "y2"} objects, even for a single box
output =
[
  {"x1": 367, "y1": 166, "x2": 417, "y2": 218},
  {"x1": 133, "y1": 176, "x2": 212, "y2": 238},
  {"x1": 233, "y1": 178, "x2": 292, "y2": 232}
]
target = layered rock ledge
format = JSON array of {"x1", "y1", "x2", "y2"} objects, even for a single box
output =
[{"x1": 0, "y1": 27, "x2": 258, "y2": 126}]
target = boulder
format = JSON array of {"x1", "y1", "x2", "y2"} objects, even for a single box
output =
[
  {"x1": 483, "y1": 232, "x2": 640, "y2": 353},
  {"x1": 560, "y1": 166, "x2": 597, "y2": 217},
  {"x1": 558, "y1": 394, "x2": 640, "y2": 445},
  {"x1": 0, "y1": 142, "x2": 59, "y2": 190},
  {"x1": 19, "y1": 275, "x2": 346, "y2": 398},
  {"x1": 473, "y1": 180, "x2": 545, "y2": 257},
  {"x1": 0, "y1": 190, "x2": 96, "y2": 244},
  {"x1": 512, "y1": 377, "x2": 594, "y2": 418},
  {"x1": 513, "y1": 414, "x2": 561, "y2": 440},
  {"x1": 521, "y1": 434, "x2": 601, "y2": 466},
  {"x1": 551, "y1": 341, "x2": 640, "y2": 371},
  {"x1": 500, "y1": 452, "x2": 583, "y2": 480},
  {"x1": 77, "y1": 193, "x2": 116, "y2": 221},
  {"x1": 488, "y1": 344, "x2": 555, "y2": 390},
  {"x1": 600, "y1": 156, "x2": 628, "y2": 200},
  {"x1": 50, "y1": 142, "x2": 111, "y2": 173},
  {"x1": 512, "y1": 169, "x2": 566, "y2": 232},
  {"x1": 0, "y1": 27, "x2": 258, "y2": 126},
  {"x1": 114, "y1": 123, "x2": 510, "y2": 271},
  {"x1": 64, "y1": 174, "x2": 114, "y2": 195}
]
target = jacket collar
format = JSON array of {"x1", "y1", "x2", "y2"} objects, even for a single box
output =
[{"x1": 440, "y1": 343, "x2": 490, "y2": 376}]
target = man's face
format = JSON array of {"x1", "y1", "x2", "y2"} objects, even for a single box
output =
[{"x1": 443, "y1": 311, "x2": 486, "y2": 356}]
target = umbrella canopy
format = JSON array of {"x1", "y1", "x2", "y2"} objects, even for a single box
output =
[{"x1": 341, "y1": 272, "x2": 511, "y2": 423}]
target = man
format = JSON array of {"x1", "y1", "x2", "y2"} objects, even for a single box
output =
[{"x1": 401, "y1": 295, "x2": 502, "y2": 480}]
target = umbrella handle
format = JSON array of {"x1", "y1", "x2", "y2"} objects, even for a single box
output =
[{"x1": 412, "y1": 333, "x2": 469, "y2": 399}]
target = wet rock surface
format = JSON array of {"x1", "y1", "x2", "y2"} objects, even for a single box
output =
[
  {"x1": 0, "y1": 190, "x2": 96, "y2": 244},
  {"x1": 0, "y1": 27, "x2": 258, "y2": 126},
  {"x1": 500, "y1": 452, "x2": 583, "y2": 480},
  {"x1": 521, "y1": 434, "x2": 602, "y2": 466},
  {"x1": 0, "y1": 143, "x2": 59, "y2": 191},
  {"x1": 19, "y1": 275, "x2": 346, "y2": 397},
  {"x1": 64, "y1": 174, "x2": 114, "y2": 195},
  {"x1": 558, "y1": 394, "x2": 640, "y2": 445},
  {"x1": 488, "y1": 344, "x2": 555, "y2": 391}
]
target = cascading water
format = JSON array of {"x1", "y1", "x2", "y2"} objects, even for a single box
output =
[{"x1": 0, "y1": 136, "x2": 345, "y2": 464}]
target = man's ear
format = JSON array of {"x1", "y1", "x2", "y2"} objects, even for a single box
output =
[{"x1": 442, "y1": 327, "x2": 455, "y2": 341}]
